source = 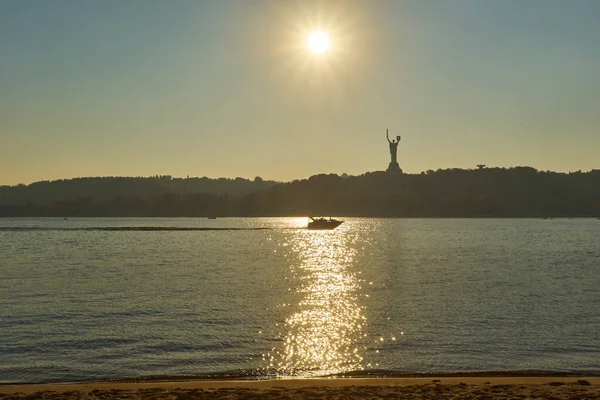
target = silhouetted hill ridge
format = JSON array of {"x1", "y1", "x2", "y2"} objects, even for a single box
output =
[
  {"x1": 1, "y1": 168, "x2": 599, "y2": 217},
  {"x1": 0, "y1": 175, "x2": 276, "y2": 206}
]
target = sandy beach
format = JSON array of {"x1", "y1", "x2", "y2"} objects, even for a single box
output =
[{"x1": 2, "y1": 377, "x2": 598, "y2": 399}]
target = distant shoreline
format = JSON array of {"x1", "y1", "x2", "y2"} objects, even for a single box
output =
[
  {"x1": 1, "y1": 216, "x2": 599, "y2": 219},
  {"x1": 2, "y1": 169, "x2": 599, "y2": 218}
]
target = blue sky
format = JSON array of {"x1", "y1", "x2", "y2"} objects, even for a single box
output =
[{"x1": 1, "y1": 0, "x2": 599, "y2": 185}]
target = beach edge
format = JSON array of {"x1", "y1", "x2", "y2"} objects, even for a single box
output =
[{"x1": 2, "y1": 376, "x2": 599, "y2": 394}]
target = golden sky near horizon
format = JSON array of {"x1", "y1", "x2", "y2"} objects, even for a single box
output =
[{"x1": 1, "y1": 0, "x2": 599, "y2": 185}]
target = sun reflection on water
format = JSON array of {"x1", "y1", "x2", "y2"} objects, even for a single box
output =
[{"x1": 269, "y1": 229, "x2": 365, "y2": 377}]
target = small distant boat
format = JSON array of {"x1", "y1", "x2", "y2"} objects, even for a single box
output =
[
  {"x1": 207, "y1": 216, "x2": 217, "y2": 220},
  {"x1": 307, "y1": 216, "x2": 343, "y2": 230}
]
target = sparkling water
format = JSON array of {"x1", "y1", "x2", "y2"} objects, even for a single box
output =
[{"x1": 1, "y1": 217, "x2": 598, "y2": 383}]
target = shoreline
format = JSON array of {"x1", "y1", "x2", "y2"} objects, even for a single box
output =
[
  {"x1": 4, "y1": 370, "x2": 599, "y2": 386},
  {"x1": 2, "y1": 376, "x2": 599, "y2": 398}
]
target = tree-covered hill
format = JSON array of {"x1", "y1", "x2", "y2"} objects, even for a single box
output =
[
  {"x1": 259, "y1": 167, "x2": 599, "y2": 217},
  {"x1": 1, "y1": 168, "x2": 599, "y2": 217},
  {"x1": 0, "y1": 175, "x2": 276, "y2": 207}
]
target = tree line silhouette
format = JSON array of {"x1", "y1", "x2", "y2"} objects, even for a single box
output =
[{"x1": 1, "y1": 168, "x2": 599, "y2": 217}]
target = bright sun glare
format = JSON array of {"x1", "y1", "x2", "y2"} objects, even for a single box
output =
[{"x1": 307, "y1": 30, "x2": 330, "y2": 54}]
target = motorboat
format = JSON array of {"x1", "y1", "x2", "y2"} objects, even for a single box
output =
[{"x1": 307, "y1": 216, "x2": 343, "y2": 230}]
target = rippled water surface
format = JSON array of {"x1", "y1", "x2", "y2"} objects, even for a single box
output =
[{"x1": 1, "y1": 217, "x2": 599, "y2": 383}]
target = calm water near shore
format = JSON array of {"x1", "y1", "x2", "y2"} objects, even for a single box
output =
[{"x1": 1, "y1": 217, "x2": 599, "y2": 383}]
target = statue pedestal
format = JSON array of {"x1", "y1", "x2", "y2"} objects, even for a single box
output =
[{"x1": 387, "y1": 162, "x2": 402, "y2": 174}]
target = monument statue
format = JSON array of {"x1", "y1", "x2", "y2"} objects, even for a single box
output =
[{"x1": 386, "y1": 129, "x2": 402, "y2": 173}]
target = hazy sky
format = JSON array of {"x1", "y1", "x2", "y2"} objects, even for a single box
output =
[{"x1": 2, "y1": 0, "x2": 599, "y2": 185}]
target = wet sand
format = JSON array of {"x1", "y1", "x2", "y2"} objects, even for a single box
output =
[{"x1": 2, "y1": 377, "x2": 599, "y2": 399}]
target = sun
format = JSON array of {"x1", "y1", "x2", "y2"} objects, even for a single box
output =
[{"x1": 307, "y1": 30, "x2": 330, "y2": 54}]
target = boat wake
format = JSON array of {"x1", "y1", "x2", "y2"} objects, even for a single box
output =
[{"x1": 0, "y1": 226, "x2": 302, "y2": 232}]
